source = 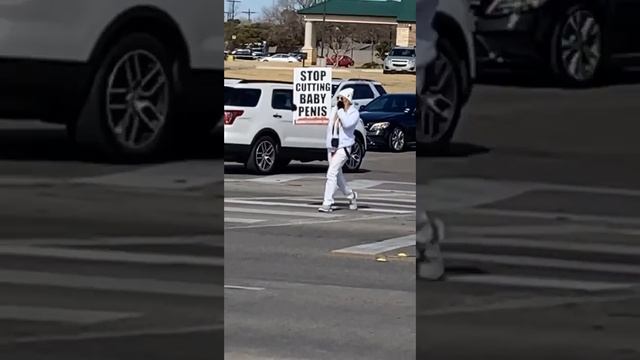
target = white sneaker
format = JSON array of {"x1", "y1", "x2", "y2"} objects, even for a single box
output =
[
  {"x1": 318, "y1": 204, "x2": 333, "y2": 213},
  {"x1": 348, "y1": 191, "x2": 358, "y2": 210}
]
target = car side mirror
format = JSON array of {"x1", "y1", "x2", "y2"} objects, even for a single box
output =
[{"x1": 359, "y1": 105, "x2": 365, "y2": 111}]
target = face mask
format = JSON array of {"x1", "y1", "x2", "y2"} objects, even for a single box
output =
[{"x1": 337, "y1": 100, "x2": 344, "y2": 109}]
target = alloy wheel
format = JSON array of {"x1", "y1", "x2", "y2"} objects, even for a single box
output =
[
  {"x1": 560, "y1": 10, "x2": 602, "y2": 82},
  {"x1": 346, "y1": 141, "x2": 363, "y2": 170},
  {"x1": 106, "y1": 50, "x2": 169, "y2": 149},
  {"x1": 255, "y1": 140, "x2": 276, "y2": 172},
  {"x1": 425, "y1": 51, "x2": 457, "y2": 143},
  {"x1": 390, "y1": 128, "x2": 405, "y2": 151}
]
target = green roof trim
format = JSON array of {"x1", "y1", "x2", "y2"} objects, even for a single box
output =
[{"x1": 298, "y1": 0, "x2": 415, "y2": 22}]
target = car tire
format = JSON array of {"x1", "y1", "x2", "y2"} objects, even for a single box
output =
[
  {"x1": 247, "y1": 135, "x2": 279, "y2": 175},
  {"x1": 73, "y1": 33, "x2": 177, "y2": 161},
  {"x1": 343, "y1": 136, "x2": 365, "y2": 173},
  {"x1": 388, "y1": 127, "x2": 406, "y2": 152},
  {"x1": 419, "y1": 36, "x2": 463, "y2": 152},
  {"x1": 550, "y1": 4, "x2": 604, "y2": 86}
]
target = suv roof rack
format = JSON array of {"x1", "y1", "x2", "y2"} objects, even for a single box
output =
[{"x1": 238, "y1": 79, "x2": 292, "y2": 85}]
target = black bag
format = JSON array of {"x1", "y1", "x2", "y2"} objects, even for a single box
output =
[{"x1": 331, "y1": 117, "x2": 340, "y2": 148}]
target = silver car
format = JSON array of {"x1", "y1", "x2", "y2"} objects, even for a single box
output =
[{"x1": 383, "y1": 47, "x2": 416, "y2": 74}]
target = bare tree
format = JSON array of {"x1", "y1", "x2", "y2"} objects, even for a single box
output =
[
  {"x1": 327, "y1": 24, "x2": 356, "y2": 68},
  {"x1": 263, "y1": 0, "x2": 317, "y2": 23}
]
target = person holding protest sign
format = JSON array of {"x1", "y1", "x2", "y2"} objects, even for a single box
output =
[
  {"x1": 417, "y1": 0, "x2": 446, "y2": 281},
  {"x1": 318, "y1": 88, "x2": 359, "y2": 213}
]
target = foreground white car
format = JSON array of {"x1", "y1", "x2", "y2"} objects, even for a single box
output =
[
  {"x1": 224, "y1": 81, "x2": 367, "y2": 174},
  {"x1": 0, "y1": 0, "x2": 220, "y2": 159}
]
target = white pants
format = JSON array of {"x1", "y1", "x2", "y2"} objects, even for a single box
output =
[{"x1": 323, "y1": 148, "x2": 353, "y2": 206}]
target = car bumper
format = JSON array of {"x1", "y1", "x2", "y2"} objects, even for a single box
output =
[
  {"x1": 0, "y1": 57, "x2": 91, "y2": 120},
  {"x1": 366, "y1": 130, "x2": 389, "y2": 148},
  {"x1": 384, "y1": 64, "x2": 416, "y2": 72},
  {"x1": 224, "y1": 143, "x2": 251, "y2": 162},
  {"x1": 474, "y1": 6, "x2": 555, "y2": 68}
]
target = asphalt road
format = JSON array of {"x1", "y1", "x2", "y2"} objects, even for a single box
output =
[
  {"x1": 225, "y1": 150, "x2": 416, "y2": 359},
  {"x1": 418, "y1": 74, "x2": 640, "y2": 359},
  {"x1": 0, "y1": 120, "x2": 223, "y2": 360}
]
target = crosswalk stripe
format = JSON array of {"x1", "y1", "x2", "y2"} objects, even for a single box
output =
[
  {"x1": 291, "y1": 198, "x2": 415, "y2": 209},
  {"x1": 224, "y1": 206, "x2": 342, "y2": 218},
  {"x1": 224, "y1": 199, "x2": 413, "y2": 214},
  {"x1": 445, "y1": 237, "x2": 640, "y2": 256},
  {"x1": 446, "y1": 252, "x2": 640, "y2": 275},
  {"x1": 333, "y1": 234, "x2": 415, "y2": 256},
  {"x1": 0, "y1": 269, "x2": 223, "y2": 297},
  {"x1": 455, "y1": 208, "x2": 640, "y2": 226},
  {"x1": 447, "y1": 274, "x2": 635, "y2": 291},
  {"x1": 0, "y1": 306, "x2": 141, "y2": 325},
  {"x1": 224, "y1": 217, "x2": 265, "y2": 224},
  {"x1": 0, "y1": 246, "x2": 223, "y2": 267}
]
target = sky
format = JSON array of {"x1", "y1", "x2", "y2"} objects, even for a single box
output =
[{"x1": 224, "y1": 0, "x2": 274, "y2": 21}]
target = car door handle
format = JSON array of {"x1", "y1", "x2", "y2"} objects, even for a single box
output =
[{"x1": 273, "y1": 114, "x2": 282, "y2": 118}]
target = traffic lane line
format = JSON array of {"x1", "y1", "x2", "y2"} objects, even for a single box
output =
[
  {"x1": 445, "y1": 274, "x2": 636, "y2": 292},
  {"x1": 0, "y1": 235, "x2": 217, "y2": 247},
  {"x1": 0, "y1": 246, "x2": 223, "y2": 267},
  {"x1": 0, "y1": 270, "x2": 223, "y2": 298},
  {"x1": 332, "y1": 234, "x2": 416, "y2": 256},
  {"x1": 0, "y1": 306, "x2": 141, "y2": 325},
  {"x1": 224, "y1": 217, "x2": 265, "y2": 224},
  {"x1": 452, "y1": 208, "x2": 640, "y2": 226},
  {"x1": 224, "y1": 206, "x2": 343, "y2": 218}
]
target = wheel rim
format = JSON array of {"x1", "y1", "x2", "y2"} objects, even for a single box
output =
[
  {"x1": 346, "y1": 142, "x2": 363, "y2": 170},
  {"x1": 106, "y1": 50, "x2": 169, "y2": 149},
  {"x1": 560, "y1": 10, "x2": 602, "y2": 81},
  {"x1": 255, "y1": 140, "x2": 275, "y2": 172},
  {"x1": 425, "y1": 50, "x2": 458, "y2": 143},
  {"x1": 390, "y1": 128, "x2": 405, "y2": 151}
]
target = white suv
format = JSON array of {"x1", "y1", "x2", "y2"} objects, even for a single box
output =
[
  {"x1": 0, "y1": 1, "x2": 220, "y2": 159},
  {"x1": 225, "y1": 81, "x2": 367, "y2": 175},
  {"x1": 330, "y1": 79, "x2": 387, "y2": 110}
]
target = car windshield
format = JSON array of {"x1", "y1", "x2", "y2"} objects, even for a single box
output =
[
  {"x1": 389, "y1": 48, "x2": 415, "y2": 57},
  {"x1": 225, "y1": 87, "x2": 261, "y2": 107},
  {"x1": 363, "y1": 95, "x2": 415, "y2": 113}
]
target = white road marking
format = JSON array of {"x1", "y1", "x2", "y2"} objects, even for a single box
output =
[
  {"x1": 0, "y1": 177, "x2": 63, "y2": 186},
  {"x1": 225, "y1": 214, "x2": 409, "y2": 230},
  {"x1": 445, "y1": 252, "x2": 640, "y2": 275},
  {"x1": 224, "y1": 285, "x2": 265, "y2": 291},
  {"x1": 0, "y1": 246, "x2": 223, "y2": 267},
  {"x1": 8, "y1": 324, "x2": 224, "y2": 344},
  {"x1": 224, "y1": 199, "x2": 413, "y2": 214},
  {"x1": 72, "y1": 161, "x2": 221, "y2": 190},
  {"x1": 245, "y1": 174, "x2": 309, "y2": 183},
  {"x1": 0, "y1": 306, "x2": 140, "y2": 325},
  {"x1": 454, "y1": 208, "x2": 640, "y2": 226},
  {"x1": 225, "y1": 206, "x2": 342, "y2": 218},
  {"x1": 445, "y1": 236, "x2": 640, "y2": 256},
  {"x1": 333, "y1": 234, "x2": 415, "y2": 256},
  {"x1": 292, "y1": 197, "x2": 415, "y2": 209},
  {"x1": 224, "y1": 217, "x2": 265, "y2": 224},
  {"x1": 450, "y1": 224, "x2": 631, "y2": 236},
  {"x1": 0, "y1": 269, "x2": 223, "y2": 297},
  {"x1": 0, "y1": 235, "x2": 216, "y2": 247},
  {"x1": 447, "y1": 274, "x2": 635, "y2": 291}
]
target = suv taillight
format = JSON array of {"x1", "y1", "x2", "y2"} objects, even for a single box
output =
[{"x1": 224, "y1": 110, "x2": 244, "y2": 125}]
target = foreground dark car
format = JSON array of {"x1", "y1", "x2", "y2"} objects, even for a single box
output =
[
  {"x1": 361, "y1": 94, "x2": 416, "y2": 152},
  {"x1": 472, "y1": 0, "x2": 640, "y2": 85}
]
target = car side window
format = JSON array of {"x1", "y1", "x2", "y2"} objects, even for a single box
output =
[
  {"x1": 350, "y1": 84, "x2": 375, "y2": 100},
  {"x1": 374, "y1": 85, "x2": 387, "y2": 96},
  {"x1": 272, "y1": 89, "x2": 293, "y2": 110}
]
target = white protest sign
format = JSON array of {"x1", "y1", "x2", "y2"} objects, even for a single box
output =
[{"x1": 293, "y1": 67, "x2": 332, "y2": 125}]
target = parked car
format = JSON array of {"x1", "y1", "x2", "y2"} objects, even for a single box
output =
[
  {"x1": 224, "y1": 81, "x2": 367, "y2": 175},
  {"x1": 383, "y1": 47, "x2": 417, "y2": 74},
  {"x1": 233, "y1": 48, "x2": 255, "y2": 60},
  {"x1": 259, "y1": 54, "x2": 301, "y2": 63},
  {"x1": 326, "y1": 55, "x2": 355, "y2": 67},
  {"x1": 421, "y1": 0, "x2": 476, "y2": 147},
  {"x1": 361, "y1": 94, "x2": 416, "y2": 152},
  {"x1": 330, "y1": 79, "x2": 387, "y2": 109},
  {"x1": 471, "y1": 0, "x2": 636, "y2": 85},
  {"x1": 0, "y1": 1, "x2": 219, "y2": 159}
]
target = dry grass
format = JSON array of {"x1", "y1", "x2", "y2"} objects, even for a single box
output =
[{"x1": 225, "y1": 60, "x2": 415, "y2": 94}]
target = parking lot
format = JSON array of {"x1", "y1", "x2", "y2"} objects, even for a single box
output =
[
  {"x1": 0, "y1": 120, "x2": 222, "y2": 360},
  {"x1": 418, "y1": 74, "x2": 640, "y2": 359}
]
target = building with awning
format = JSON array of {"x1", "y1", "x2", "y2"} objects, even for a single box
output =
[{"x1": 298, "y1": 0, "x2": 415, "y2": 64}]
